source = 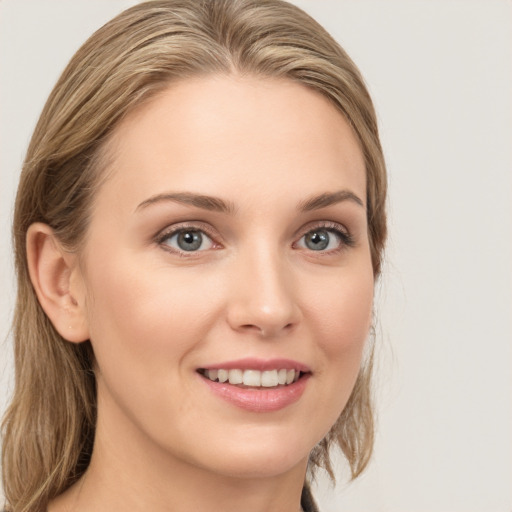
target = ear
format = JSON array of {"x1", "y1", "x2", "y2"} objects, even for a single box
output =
[{"x1": 26, "y1": 223, "x2": 89, "y2": 343}]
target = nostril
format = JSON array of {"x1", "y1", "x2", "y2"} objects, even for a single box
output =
[
  {"x1": 252, "y1": 322, "x2": 295, "y2": 338},
  {"x1": 240, "y1": 324, "x2": 263, "y2": 332}
]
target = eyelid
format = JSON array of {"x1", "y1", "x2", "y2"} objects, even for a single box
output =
[
  {"x1": 294, "y1": 220, "x2": 355, "y2": 251},
  {"x1": 154, "y1": 221, "x2": 221, "y2": 254}
]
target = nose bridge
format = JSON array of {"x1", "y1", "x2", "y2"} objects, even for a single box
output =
[{"x1": 227, "y1": 239, "x2": 300, "y2": 336}]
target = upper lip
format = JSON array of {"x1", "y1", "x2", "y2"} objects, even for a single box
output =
[{"x1": 198, "y1": 358, "x2": 311, "y2": 373}]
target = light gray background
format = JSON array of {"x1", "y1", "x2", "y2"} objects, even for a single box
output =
[{"x1": 1, "y1": 1, "x2": 510, "y2": 511}]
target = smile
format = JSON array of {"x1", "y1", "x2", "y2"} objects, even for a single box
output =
[
  {"x1": 199, "y1": 368, "x2": 301, "y2": 388},
  {"x1": 197, "y1": 360, "x2": 311, "y2": 412}
]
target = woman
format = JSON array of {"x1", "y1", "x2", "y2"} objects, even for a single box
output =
[{"x1": 1, "y1": 1, "x2": 387, "y2": 511}]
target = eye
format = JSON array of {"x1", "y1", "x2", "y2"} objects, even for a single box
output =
[
  {"x1": 299, "y1": 229, "x2": 340, "y2": 251},
  {"x1": 296, "y1": 224, "x2": 354, "y2": 253},
  {"x1": 161, "y1": 229, "x2": 215, "y2": 252}
]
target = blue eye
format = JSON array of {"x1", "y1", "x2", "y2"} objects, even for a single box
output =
[
  {"x1": 297, "y1": 227, "x2": 350, "y2": 252},
  {"x1": 163, "y1": 229, "x2": 214, "y2": 252}
]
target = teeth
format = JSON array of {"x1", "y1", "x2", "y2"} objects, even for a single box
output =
[
  {"x1": 261, "y1": 370, "x2": 278, "y2": 387},
  {"x1": 228, "y1": 369, "x2": 243, "y2": 385},
  {"x1": 243, "y1": 370, "x2": 261, "y2": 387},
  {"x1": 203, "y1": 368, "x2": 302, "y2": 387}
]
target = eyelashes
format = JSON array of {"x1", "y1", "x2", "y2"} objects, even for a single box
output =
[
  {"x1": 160, "y1": 229, "x2": 215, "y2": 253},
  {"x1": 155, "y1": 222, "x2": 219, "y2": 256},
  {"x1": 293, "y1": 222, "x2": 355, "y2": 253},
  {"x1": 155, "y1": 221, "x2": 355, "y2": 257}
]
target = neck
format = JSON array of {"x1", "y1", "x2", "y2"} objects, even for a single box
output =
[
  {"x1": 49, "y1": 399, "x2": 308, "y2": 512},
  {"x1": 51, "y1": 454, "x2": 307, "y2": 512}
]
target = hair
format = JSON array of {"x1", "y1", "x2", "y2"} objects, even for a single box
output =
[{"x1": 2, "y1": 1, "x2": 387, "y2": 510}]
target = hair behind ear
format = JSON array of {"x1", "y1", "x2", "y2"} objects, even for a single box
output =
[{"x1": 2, "y1": 224, "x2": 96, "y2": 511}]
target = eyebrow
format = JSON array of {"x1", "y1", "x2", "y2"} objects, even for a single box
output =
[
  {"x1": 298, "y1": 190, "x2": 365, "y2": 211},
  {"x1": 135, "y1": 192, "x2": 236, "y2": 214},
  {"x1": 135, "y1": 189, "x2": 364, "y2": 215}
]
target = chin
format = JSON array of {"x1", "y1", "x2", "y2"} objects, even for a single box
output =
[
  {"x1": 174, "y1": 424, "x2": 316, "y2": 480},
  {"x1": 199, "y1": 449, "x2": 309, "y2": 480}
]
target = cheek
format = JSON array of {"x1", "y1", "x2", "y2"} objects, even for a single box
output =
[
  {"x1": 329, "y1": 280, "x2": 372, "y2": 353},
  {"x1": 306, "y1": 261, "x2": 374, "y2": 405},
  {"x1": 80, "y1": 253, "x2": 227, "y2": 440},
  {"x1": 81, "y1": 253, "x2": 220, "y2": 372},
  {"x1": 309, "y1": 263, "x2": 373, "y2": 347}
]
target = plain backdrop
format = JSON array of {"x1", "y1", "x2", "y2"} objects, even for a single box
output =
[{"x1": 0, "y1": 1, "x2": 510, "y2": 511}]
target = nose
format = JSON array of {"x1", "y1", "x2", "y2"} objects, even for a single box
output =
[{"x1": 226, "y1": 246, "x2": 302, "y2": 338}]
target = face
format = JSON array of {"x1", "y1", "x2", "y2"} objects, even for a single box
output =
[{"x1": 76, "y1": 75, "x2": 374, "y2": 479}]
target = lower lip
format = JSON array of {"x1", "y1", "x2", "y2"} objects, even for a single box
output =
[{"x1": 200, "y1": 374, "x2": 310, "y2": 412}]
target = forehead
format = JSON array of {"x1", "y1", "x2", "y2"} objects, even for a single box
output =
[{"x1": 96, "y1": 75, "x2": 366, "y2": 215}]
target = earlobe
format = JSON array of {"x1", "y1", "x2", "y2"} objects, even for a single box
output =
[{"x1": 26, "y1": 223, "x2": 89, "y2": 343}]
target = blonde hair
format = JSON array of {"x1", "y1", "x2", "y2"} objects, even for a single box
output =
[{"x1": 2, "y1": 1, "x2": 387, "y2": 510}]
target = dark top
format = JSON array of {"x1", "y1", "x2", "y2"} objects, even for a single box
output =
[{"x1": 301, "y1": 483, "x2": 320, "y2": 512}]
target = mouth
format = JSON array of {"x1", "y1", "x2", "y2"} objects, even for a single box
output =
[
  {"x1": 196, "y1": 361, "x2": 311, "y2": 412},
  {"x1": 197, "y1": 368, "x2": 306, "y2": 388}
]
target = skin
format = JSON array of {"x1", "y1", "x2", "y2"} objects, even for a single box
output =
[{"x1": 32, "y1": 75, "x2": 374, "y2": 512}]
